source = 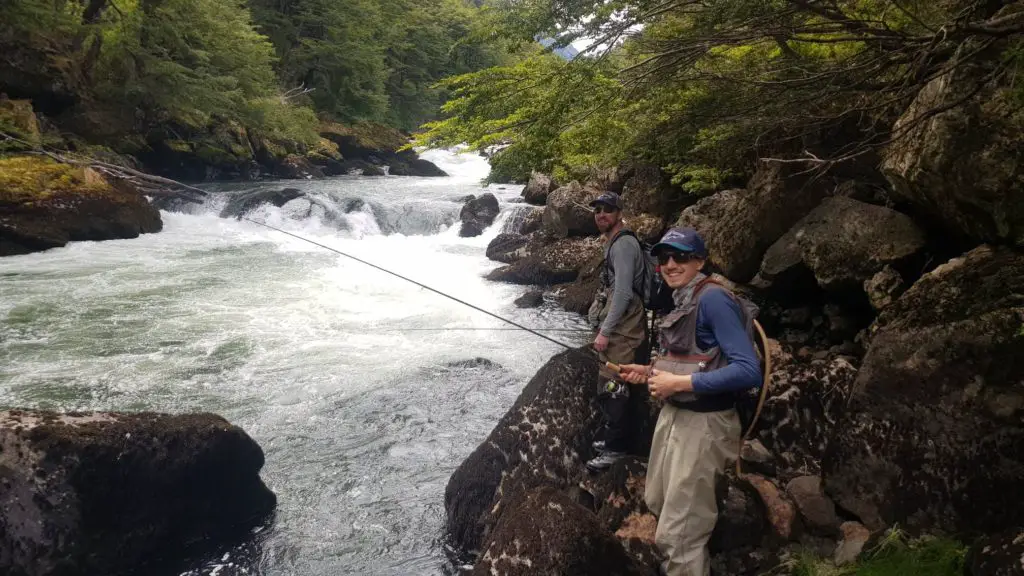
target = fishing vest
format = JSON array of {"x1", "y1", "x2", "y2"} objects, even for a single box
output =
[{"x1": 654, "y1": 278, "x2": 760, "y2": 412}]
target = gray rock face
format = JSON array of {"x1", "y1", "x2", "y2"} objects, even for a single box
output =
[
  {"x1": 444, "y1": 347, "x2": 599, "y2": 555},
  {"x1": 863, "y1": 265, "x2": 906, "y2": 312},
  {"x1": 514, "y1": 290, "x2": 544, "y2": 308},
  {"x1": 882, "y1": 48, "x2": 1024, "y2": 247},
  {"x1": 0, "y1": 410, "x2": 275, "y2": 576},
  {"x1": 486, "y1": 237, "x2": 602, "y2": 286},
  {"x1": 676, "y1": 163, "x2": 827, "y2": 282},
  {"x1": 460, "y1": 193, "x2": 500, "y2": 237},
  {"x1": 521, "y1": 171, "x2": 556, "y2": 206},
  {"x1": 485, "y1": 233, "x2": 530, "y2": 264},
  {"x1": 753, "y1": 357, "x2": 859, "y2": 482},
  {"x1": 471, "y1": 486, "x2": 649, "y2": 576},
  {"x1": 542, "y1": 182, "x2": 601, "y2": 238},
  {"x1": 753, "y1": 196, "x2": 926, "y2": 295},
  {"x1": 966, "y1": 527, "x2": 1024, "y2": 576},
  {"x1": 825, "y1": 245, "x2": 1024, "y2": 535}
]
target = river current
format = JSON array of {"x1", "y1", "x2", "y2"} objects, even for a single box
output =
[{"x1": 0, "y1": 149, "x2": 590, "y2": 575}]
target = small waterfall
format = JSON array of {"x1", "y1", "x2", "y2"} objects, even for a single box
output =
[{"x1": 499, "y1": 205, "x2": 534, "y2": 235}]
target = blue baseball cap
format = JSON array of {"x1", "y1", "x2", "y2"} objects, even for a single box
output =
[
  {"x1": 588, "y1": 191, "x2": 623, "y2": 210},
  {"x1": 651, "y1": 227, "x2": 708, "y2": 258}
]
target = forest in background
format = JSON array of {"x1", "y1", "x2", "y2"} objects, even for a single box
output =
[
  {"x1": 0, "y1": 0, "x2": 509, "y2": 173},
  {"x1": 417, "y1": 0, "x2": 1023, "y2": 192}
]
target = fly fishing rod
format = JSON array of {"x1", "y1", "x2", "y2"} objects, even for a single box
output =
[{"x1": 239, "y1": 216, "x2": 582, "y2": 351}]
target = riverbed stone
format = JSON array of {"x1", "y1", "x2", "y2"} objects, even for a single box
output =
[
  {"x1": 0, "y1": 410, "x2": 276, "y2": 576},
  {"x1": 485, "y1": 236, "x2": 602, "y2": 285},
  {"x1": 485, "y1": 233, "x2": 530, "y2": 264},
  {"x1": 460, "y1": 193, "x2": 500, "y2": 237}
]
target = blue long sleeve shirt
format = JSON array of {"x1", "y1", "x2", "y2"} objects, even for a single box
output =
[{"x1": 689, "y1": 288, "x2": 762, "y2": 394}]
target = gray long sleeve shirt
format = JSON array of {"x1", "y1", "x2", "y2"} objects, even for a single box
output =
[{"x1": 600, "y1": 232, "x2": 645, "y2": 336}]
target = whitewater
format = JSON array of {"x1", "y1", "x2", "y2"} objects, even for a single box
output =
[{"x1": 0, "y1": 149, "x2": 591, "y2": 575}]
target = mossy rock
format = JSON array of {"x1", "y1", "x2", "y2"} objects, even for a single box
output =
[
  {"x1": 312, "y1": 137, "x2": 342, "y2": 161},
  {"x1": 319, "y1": 121, "x2": 407, "y2": 155},
  {"x1": 0, "y1": 156, "x2": 162, "y2": 256},
  {"x1": 0, "y1": 156, "x2": 111, "y2": 203},
  {"x1": 0, "y1": 98, "x2": 41, "y2": 152}
]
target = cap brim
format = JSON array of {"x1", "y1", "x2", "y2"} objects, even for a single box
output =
[
  {"x1": 651, "y1": 241, "x2": 697, "y2": 255},
  {"x1": 588, "y1": 200, "x2": 618, "y2": 208}
]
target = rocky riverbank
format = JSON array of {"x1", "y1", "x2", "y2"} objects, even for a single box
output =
[
  {"x1": 0, "y1": 410, "x2": 274, "y2": 576},
  {"x1": 456, "y1": 73, "x2": 1024, "y2": 574}
]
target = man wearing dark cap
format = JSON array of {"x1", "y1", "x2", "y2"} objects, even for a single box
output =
[
  {"x1": 584, "y1": 191, "x2": 649, "y2": 472},
  {"x1": 617, "y1": 227, "x2": 762, "y2": 576}
]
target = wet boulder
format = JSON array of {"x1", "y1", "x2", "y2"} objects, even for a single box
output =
[
  {"x1": 965, "y1": 527, "x2": 1024, "y2": 576},
  {"x1": 0, "y1": 157, "x2": 163, "y2": 257},
  {"x1": 471, "y1": 486, "x2": 649, "y2": 576},
  {"x1": 676, "y1": 163, "x2": 828, "y2": 282},
  {"x1": 514, "y1": 290, "x2": 544, "y2": 308},
  {"x1": 752, "y1": 197, "x2": 926, "y2": 299},
  {"x1": 388, "y1": 156, "x2": 448, "y2": 177},
  {"x1": 485, "y1": 233, "x2": 530, "y2": 264},
  {"x1": 445, "y1": 347, "x2": 599, "y2": 556},
  {"x1": 542, "y1": 181, "x2": 601, "y2": 238},
  {"x1": 824, "y1": 245, "x2": 1024, "y2": 535},
  {"x1": 521, "y1": 171, "x2": 557, "y2": 206},
  {"x1": 882, "y1": 46, "x2": 1024, "y2": 247},
  {"x1": 486, "y1": 236, "x2": 602, "y2": 286},
  {"x1": 460, "y1": 193, "x2": 500, "y2": 237},
  {"x1": 219, "y1": 188, "x2": 304, "y2": 219},
  {"x1": 0, "y1": 410, "x2": 276, "y2": 576}
]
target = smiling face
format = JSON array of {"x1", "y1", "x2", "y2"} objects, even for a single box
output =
[
  {"x1": 658, "y1": 250, "x2": 706, "y2": 289},
  {"x1": 593, "y1": 204, "x2": 621, "y2": 234}
]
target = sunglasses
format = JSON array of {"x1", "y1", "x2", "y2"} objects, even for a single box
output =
[
  {"x1": 592, "y1": 205, "x2": 619, "y2": 214},
  {"x1": 657, "y1": 251, "x2": 700, "y2": 265}
]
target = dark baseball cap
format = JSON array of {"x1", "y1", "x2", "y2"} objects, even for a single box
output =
[
  {"x1": 588, "y1": 191, "x2": 623, "y2": 210},
  {"x1": 651, "y1": 227, "x2": 708, "y2": 258}
]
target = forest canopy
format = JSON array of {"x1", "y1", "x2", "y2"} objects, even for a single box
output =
[{"x1": 416, "y1": 0, "x2": 1024, "y2": 189}]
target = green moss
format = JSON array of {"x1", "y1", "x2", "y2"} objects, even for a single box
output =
[
  {"x1": 0, "y1": 98, "x2": 41, "y2": 152},
  {"x1": 165, "y1": 140, "x2": 193, "y2": 154},
  {"x1": 311, "y1": 137, "x2": 342, "y2": 160},
  {"x1": 788, "y1": 530, "x2": 965, "y2": 576},
  {"x1": 0, "y1": 156, "x2": 113, "y2": 202}
]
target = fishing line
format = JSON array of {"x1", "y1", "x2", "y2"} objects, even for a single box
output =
[{"x1": 239, "y1": 216, "x2": 582, "y2": 351}]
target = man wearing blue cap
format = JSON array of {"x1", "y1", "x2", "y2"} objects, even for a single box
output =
[
  {"x1": 584, "y1": 190, "x2": 649, "y2": 472},
  {"x1": 617, "y1": 227, "x2": 762, "y2": 576}
]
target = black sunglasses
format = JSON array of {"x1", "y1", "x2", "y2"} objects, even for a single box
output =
[
  {"x1": 657, "y1": 251, "x2": 699, "y2": 265},
  {"x1": 592, "y1": 205, "x2": 619, "y2": 214}
]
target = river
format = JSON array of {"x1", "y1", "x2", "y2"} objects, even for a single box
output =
[{"x1": 0, "y1": 149, "x2": 591, "y2": 575}]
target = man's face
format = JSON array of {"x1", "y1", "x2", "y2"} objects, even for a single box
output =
[
  {"x1": 594, "y1": 204, "x2": 621, "y2": 234},
  {"x1": 658, "y1": 250, "x2": 706, "y2": 289}
]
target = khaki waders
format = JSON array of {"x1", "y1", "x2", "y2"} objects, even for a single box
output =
[{"x1": 645, "y1": 405, "x2": 741, "y2": 576}]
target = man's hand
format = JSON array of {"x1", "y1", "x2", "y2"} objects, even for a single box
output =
[
  {"x1": 647, "y1": 369, "x2": 692, "y2": 400},
  {"x1": 594, "y1": 333, "x2": 609, "y2": 352},
  {"x1": 616, "y1": 364, "x2": 649, "y2": 384}
]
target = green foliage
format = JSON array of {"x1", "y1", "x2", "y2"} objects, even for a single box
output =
[{"x1": 787, "y1": 529, "x2": 965, "y2": 576}]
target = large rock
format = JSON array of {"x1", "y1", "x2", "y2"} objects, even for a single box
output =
[
  {"x1": 276, "y1": 154, "x2": 324, "y2": 179},
  {"x1": 753, "y1": 197, "x2": 926, "y2": 297},
  {"x1": 824, "y1": 245, "x2": 1024, "y2": 535},
  {"x1": 521, "y1": 171, "x2": 556, "y2": 205},
  {"x1": 0, "y1": 410, "x2": 275, "y2": 576},
  {"x1": 882, "y1": 49, "x2": 1024, "y2": 247},
  {"x1": 676, "y1": 163, "x2": 828, "y2": 282},
  {"x1": 219, "y1": 188, "x2": 304, "y2": 219},
  {"x1": 556, "y1": 250, "x2": 604, "y2": 315},
  {"x1": 0, "y1": 157, "x2": 163, "y2": 256},
  {"x1": 486, "y1": 237, "x2": 602, "y2": 285},
  {"x1": 542, "y1": 181, "x2": 601, "y2": 238},
  {"x1": 785, "y1": 476, "x2": 839, "y2": 536},
  {"x1": 485, "y1": 233, "x2": 530, "y2": 264},
  {"x1": 471, "y1": 486, "x2": 649, "y2": 576},
  {"x1": 966, "y1": 527, "x2": 1024, "y2": 576},
  {"x1": 0, "y1": 97, "x2": 41, "y2": 152},
  {"x1": 460, "y1": 193, "x2": 500, "y2": 237},
  {"x1": 388, "y1": 156, "x2": 448, "y2": 177},
  {"x1": 621, "y1": 164, "x2": 687, "y2": 220},
  {"x1": 753, "y1": 357, "x2": 859, "y2": 482},
  {"x1": 445, "y1": 348, "x2": 599, "y2": 555}
]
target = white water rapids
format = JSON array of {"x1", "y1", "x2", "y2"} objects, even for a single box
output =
[{"x1": 0, "y1": 149, "x2": 591, "y2": 575}]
